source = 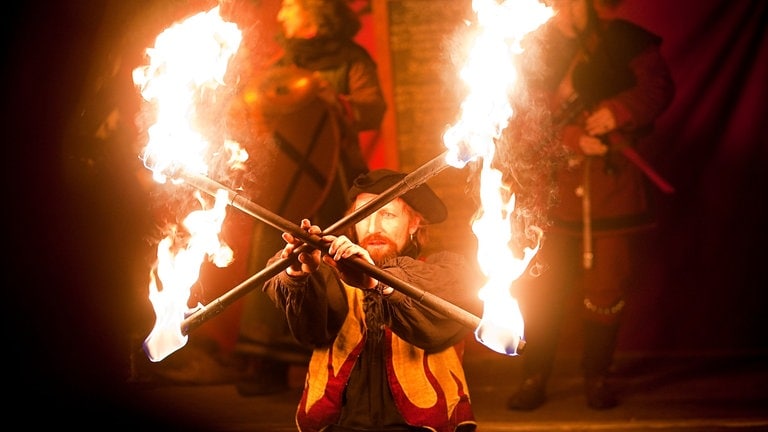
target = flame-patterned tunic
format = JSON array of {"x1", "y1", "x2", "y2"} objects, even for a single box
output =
[{"x1": 264, "y1": 251, "x2": 481, "y2": 432}]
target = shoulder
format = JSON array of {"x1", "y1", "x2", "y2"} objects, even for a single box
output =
[
  {"x1": 341, "y1": 41, "x2": 377, "y2": 64},
  {"x1": 383, "y1": 251, "x2": 468, "y2": 272},
  {"x1": 424, "y1": 251, "x2": 468, "y2": 266}
]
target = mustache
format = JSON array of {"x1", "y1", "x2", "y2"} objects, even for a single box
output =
[
  {"x1": 360, "y1": 234, "x2": 395, "y2": 248},
  {"x1": 360, "y1": 235, "x2": 398, "y2": 265}
]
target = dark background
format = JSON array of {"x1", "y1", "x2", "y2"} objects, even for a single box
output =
[{"x1": 7, "y1": 0, "x2": 767, "y2": 422}]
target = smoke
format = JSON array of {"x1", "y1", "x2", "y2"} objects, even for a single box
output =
[{"x1": 490, "y1": 33, "x2": 568, "y2": 254}]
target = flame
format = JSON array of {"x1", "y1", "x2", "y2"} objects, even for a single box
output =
[
  {"x1": 144, "y1": 190, "x2": 233, "y2": 361},
  {"x1": 133, "y1": 6, "x2": 243, "y2": 361},
  {"x1": 444, "y1": 0, "x2": 552, "y2": 354},
  {"x1": 133, "y1": 6, "x2": 242, "y2": 182},
  {"x1": 472, "y1": 158, "x2": 543, "y2": 355}
]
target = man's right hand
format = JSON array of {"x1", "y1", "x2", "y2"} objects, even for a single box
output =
[{"x1": 281, "y1": 219, "x2": 322, "y2": 276}]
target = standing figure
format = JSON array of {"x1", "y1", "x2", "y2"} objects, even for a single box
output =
[
  {"x1": 264, "y1": 169, "x2": 481, "y2": 432},
  {"x1": 507, "y1": 0, "x2": 675, "y2": 410},
  {"x1": 229, "y1": 0, "x2": 387, "y2": 395}
]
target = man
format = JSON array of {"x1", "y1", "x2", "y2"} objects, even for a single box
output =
[
  {"x1": 507, "y1": 0, "x2": 675, "y2": 410},
  {"x1": 263, "y1": 169, "x2": 481, "y2": 432}
]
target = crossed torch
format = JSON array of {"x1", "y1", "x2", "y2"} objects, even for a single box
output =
[
  {"x1": 136, "y1": 1, "x2": 554, "y2": 363},
  {"x1": 176, "y1": 152, "x2": 476, "y2": 334},
  {"x1": 143, "y1": 147, "x2": 528, "y2": 362}
]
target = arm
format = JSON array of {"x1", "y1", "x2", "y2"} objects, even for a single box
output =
[
  {"x1": 319, "y1": 235, "x2": 482, "y2": 352},
  {"x1": 265, "y1": 264, "x2": 349, "y2": 347},
  {"x1": 380, "y1": 252, "x2": 483, "y2": 352},
  {"x1": 262, "y1": 220, "x2": 349, "y2": 347},
  {"x1": 342, "y1": 55, "x2": 387, "y2": 131},
  {"x1": 311, "y1": 46, "x2": 386, "y2": 132},
  {"x1": 570, "y1": 46, "x2": 675, "y2": 156}
]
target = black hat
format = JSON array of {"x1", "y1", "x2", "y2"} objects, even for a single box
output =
[{"x1": 348, "y1": 169, "x2": 447, "y2": 224}]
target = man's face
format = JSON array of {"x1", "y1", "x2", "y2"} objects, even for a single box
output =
[
  {"x1": 277, "y1": 0, "x2": 317, "y2": 39},
  {"x1": 551, "y1": 0, "x2": 589, "y2": 38},
  {"x1": 353, "y1": 193, "x2": 418, "y2": 264}
]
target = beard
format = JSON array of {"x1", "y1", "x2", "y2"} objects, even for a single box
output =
[{"x1": 359, "y1": 234, "x2": 400, "y2": 266}]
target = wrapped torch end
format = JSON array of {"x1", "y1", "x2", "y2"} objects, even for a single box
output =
[
  {"x1": 475, "y1": 318, "x2": 526, "y2": 356},
  {"x1": 143, "y1": 322, "x2": 188, "y2": 362},
  {"x1": 442, "y1": 132, "x2": 483, "y2": 169}
]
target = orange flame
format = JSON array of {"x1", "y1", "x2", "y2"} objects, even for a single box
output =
[
  {"x1": 133, "y1": 6, "x2": 243, "y2": 361},
  {"x1": 133, "y1": 6, "x2": 242, "y2": 181},
  {"x1": 444, "y1": 0, "x2": 552, "y2": 355},
  {"x1": 144, "y1": 190, "x2": 233, "y2": 361}
]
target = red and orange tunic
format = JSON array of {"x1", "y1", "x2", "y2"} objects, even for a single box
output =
[{"x1": 264, "y1": 251, "x2": 481, "y2": 432}]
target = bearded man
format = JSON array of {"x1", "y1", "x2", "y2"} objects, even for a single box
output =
[{"x1": 263, "y1": 169, "x2": 482, "y2": 432}]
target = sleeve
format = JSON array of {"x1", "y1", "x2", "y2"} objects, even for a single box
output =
[
  {"x1": 263, "y1": 263, "x2": 349, "y2": 347},
  {"x1": 598, "y1": 45, "x2": 675, "y2": 131},
  {"x1": 379, "y1": 252, "x2": 484, "y2": 352},
  {"x1": 342, "y1": 50, "x2": 387, "y2": 132}
]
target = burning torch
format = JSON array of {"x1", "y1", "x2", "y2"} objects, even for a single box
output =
[{"x1": 135, "y1": 0, "x2": 554, "y2": 362}]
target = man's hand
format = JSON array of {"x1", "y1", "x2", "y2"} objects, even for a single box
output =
[
  {"x1": 584, "y1": 106, "x2": 617, "y2": 137},
  {"x1": 323, "y1": 235, "x2": 377, "y2": 289},
  {"x1": 313, "y1": 73, "x2": 340, "y2": 106},
  {"x1": 578, "y1": 107, "x2": 617, "y2": 156},
  {"x1": 281, "y1": 219, "x2": 322, "y2": 277},
  {"x1": 578, "y1": 134, "x2": 609, "y2": 156}
]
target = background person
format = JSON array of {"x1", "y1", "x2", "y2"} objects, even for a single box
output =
[
  {"x1": 224, "y1": 0, "x2": 387, "y2": 395},
  {"x1": 507, "y1": 0, "x2": 675, "y2": 410}
]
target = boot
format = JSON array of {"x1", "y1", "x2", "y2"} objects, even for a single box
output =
[
  {"x1": 236, "y1": 357, "x2": 290, "y2": 396},
  {"x1": 582, "y1": 321, "x2": 620, "y2": 409},
  {"x1": 506, "y1": 373, "x2": 547, "y2": 410}
]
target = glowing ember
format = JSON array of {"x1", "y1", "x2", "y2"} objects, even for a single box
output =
[
  {"x1": 133, "y1": 6, "x2": 243, "y2": 361},
  {"x1": 444, "y1": 0, "x2": 552, "y2": 355}
]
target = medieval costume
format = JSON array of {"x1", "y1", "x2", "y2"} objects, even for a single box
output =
[{"x1": 509, "y1": 2, "x2": 675, "y2": 411}]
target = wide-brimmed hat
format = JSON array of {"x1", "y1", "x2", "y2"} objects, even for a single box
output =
[{"x1": 348, "y1": 169, "x2": 447, "y2": 224}]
